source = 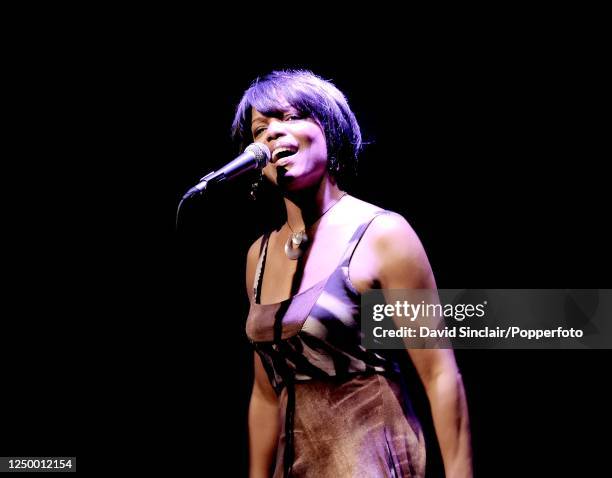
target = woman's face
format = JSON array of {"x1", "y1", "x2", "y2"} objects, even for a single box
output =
[{"x1": 251, "y1": 105, "x2": 328, "y2": 191}]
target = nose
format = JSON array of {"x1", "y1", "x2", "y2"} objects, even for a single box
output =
[{"x1": 265, "y1": 118, "x2": 287, "y2": 142}]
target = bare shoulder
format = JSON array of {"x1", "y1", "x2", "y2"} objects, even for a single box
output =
[
  {"x1": 355, "y1": 206, "x2": 436, "y2": 289},
  {"x1": 338, "y1": 195, "x2": 385, "y2": 224},
  {"x1": 341, "y1": 196, "x2": 415, "y2": 241},
  {"x1": 246, "y1": 235, "x2": 264, "y2": 264},
  {"x1": 369, "y1": 211, "x2": 424, "y2": 254},
  {"x1": 245, "y1": 234, "x2": 265, "y2": 299}
]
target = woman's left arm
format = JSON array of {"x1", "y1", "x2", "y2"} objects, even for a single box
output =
[{"x1": 368, "y1": 213, "x2": 473, "y2": 478}]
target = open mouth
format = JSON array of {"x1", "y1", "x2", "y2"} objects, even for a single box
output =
[{"x1": 272, "y1": 147, "x2": 298, "y2": 164}]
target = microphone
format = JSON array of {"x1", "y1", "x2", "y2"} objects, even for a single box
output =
[{"x1": 182, "y1": 142, "x2": 271, "y2": 200}]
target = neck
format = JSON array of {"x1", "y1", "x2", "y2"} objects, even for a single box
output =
[{"x1": 283, "y1": 175, "x2": 345, "y2": 232}]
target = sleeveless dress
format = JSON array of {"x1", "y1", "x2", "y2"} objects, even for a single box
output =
[{"x1": 246, "y1": 210, "x2": 426, "y2": 478}]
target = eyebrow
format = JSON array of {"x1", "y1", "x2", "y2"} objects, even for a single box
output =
[
  {"x1": 251, "y1": 117, "x2": 266, "y2": 126},
  {"x1": 251, "y1": 107, "x2": 295, "y2": 126}
]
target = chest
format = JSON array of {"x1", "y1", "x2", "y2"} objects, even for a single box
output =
[{"x1": 259, "y1": 224, "x2": 378, "y2": 304}]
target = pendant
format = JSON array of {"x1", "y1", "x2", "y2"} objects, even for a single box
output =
[{"x1": 284, "y1": 230, "x2": 308, "y2": 260}]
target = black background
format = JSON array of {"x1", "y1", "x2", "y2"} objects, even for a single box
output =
[{"x1": 3, "y1": 20, "x2": 610, "y2": 477}]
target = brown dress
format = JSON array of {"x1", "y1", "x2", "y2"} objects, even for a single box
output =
[{"x1": 246, "y1": 211, "x2": 426, "y2": 477}]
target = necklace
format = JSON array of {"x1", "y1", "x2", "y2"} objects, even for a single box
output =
[{"x1": 284, "y1": 193, "x2": 348, "y2": 260}]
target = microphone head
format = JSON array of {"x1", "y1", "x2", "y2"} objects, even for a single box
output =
[{"x1": 245, "y1": 142, "x2": 271, "y2": 167}]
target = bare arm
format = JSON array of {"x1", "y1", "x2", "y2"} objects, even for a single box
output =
[
  {"x1": 246, "y1": 237, "x2": 280, "y2": 478},
  {"x1": 408, "y1": 349, "x2": 472, "y2": 477},
  {"x1": 248, "y1": 353, "x2": 280, "y2": 478},
  {"x1": 369, "y1": 214, "x2": 473, "y2": 477}
]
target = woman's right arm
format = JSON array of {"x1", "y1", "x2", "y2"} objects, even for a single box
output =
[
  {"x1": 248, "y1": 353, "x2": 280, "y2": 478},
  {"x1": 246, "y1": 237, "x2": 279, "y2": 478}
]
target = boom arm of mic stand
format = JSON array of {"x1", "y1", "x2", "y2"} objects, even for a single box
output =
[{"x1": 182, "y1": 171, "x2": 217, "y2": 200}]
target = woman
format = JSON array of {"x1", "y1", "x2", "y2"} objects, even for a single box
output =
[{"x1": 233, "y1": 70, "x2": 472, "y2": 477}]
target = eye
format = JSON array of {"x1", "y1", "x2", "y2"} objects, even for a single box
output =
[
  {"x1": 285, "y1": 113, "x2": 303, "y2": 121},
  {"x1": 253, "y1": 126, "x2": 266, "y2": 138}
]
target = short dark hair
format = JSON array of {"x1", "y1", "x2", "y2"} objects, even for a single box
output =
[{"x1": 231, "y1": 70, "x2": 362, "y2": 188}]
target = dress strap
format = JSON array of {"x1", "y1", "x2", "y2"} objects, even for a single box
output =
[
  {"x1": 282, "y1": 374, "x2": 295, "y2": 477},
  {"x1": 252, "y1": 233, "x2": 271, "y2": 304},
  {"x1": 338, "y1": 210, "x2": 392, "y2": 268}
]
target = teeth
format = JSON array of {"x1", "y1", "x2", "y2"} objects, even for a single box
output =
[{"x1": 273, "y1": 147, "x2": 296, "y2": 162}]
